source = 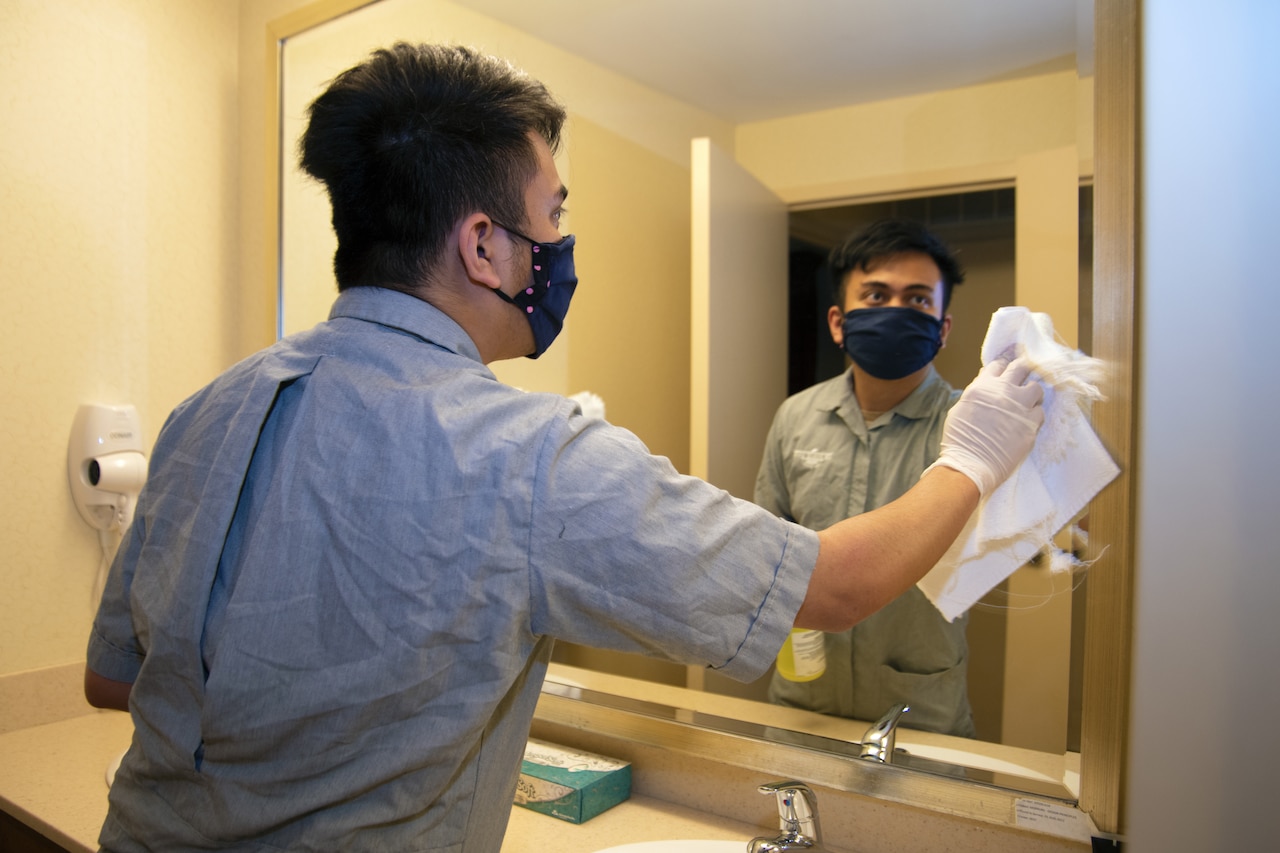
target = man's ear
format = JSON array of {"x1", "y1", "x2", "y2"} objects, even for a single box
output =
[
  {"x1": 939, "y1": 313, "x2": 953, "y2": 348},
  {"x1": 457, "y1": 212, "x2": 503, "y2": 289},
  {"x1": 827, "y1": 304, "x2": 845, "y2": 347}
]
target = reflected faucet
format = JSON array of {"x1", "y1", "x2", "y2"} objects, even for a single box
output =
[
  {"x1": 747, "y1": 780, "x2": 824, "y2": 852},
  {"x1": 859, "y1": 703, "x2": 909, "y2": 763}
]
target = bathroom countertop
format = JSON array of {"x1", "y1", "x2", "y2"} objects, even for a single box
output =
[
  {"x1": 0, "y1": 709, "x2": 132, "y2": 852},
  {"x1": 0, "y1": 664, "x2": 1081, "y2": 852},
  {"x1": 504, "y1": 799, "x2": 759, "y2": 852},
  {"x1": 0, "y1": 710, "x2": 760, "y2": 853}
]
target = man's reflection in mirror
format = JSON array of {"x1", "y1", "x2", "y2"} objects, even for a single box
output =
[{"x1": 754, "y1": 219, "x2": 973, "y2": 736}]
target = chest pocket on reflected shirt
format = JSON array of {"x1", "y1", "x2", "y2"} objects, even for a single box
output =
[{"x1": 786, "y1": 446, "x2": 846, "y2": 529}]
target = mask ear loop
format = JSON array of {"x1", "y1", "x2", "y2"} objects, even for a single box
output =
[
  {"x1": 490, "y1": 221, "x2": 555, "y2": 312},
  {"x1": 492, "y1": 282, "x2": 539, "y2": 314}
]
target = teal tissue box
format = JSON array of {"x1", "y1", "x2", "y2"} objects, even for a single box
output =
[{"x1": 514, "y1": 739, "x2": 632, "y2": 824}]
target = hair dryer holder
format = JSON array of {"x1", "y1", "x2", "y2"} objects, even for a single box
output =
[{"x1": 68, "y1": 403, "x2": 148, "y2": 532}]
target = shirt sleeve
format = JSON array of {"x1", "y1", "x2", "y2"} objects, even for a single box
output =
[{"x1": 524, "y1": 410, "x2": 819, "y2": 683}]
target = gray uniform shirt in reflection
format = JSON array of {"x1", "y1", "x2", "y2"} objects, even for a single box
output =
[
  {"x1": 87, "y1": 286, "x2": 817, "y2": 852},
  {"x1": 754, "y1": 366, "x2": 974, "y2": 737}
]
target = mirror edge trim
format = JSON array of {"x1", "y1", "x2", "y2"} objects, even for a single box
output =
[{"x1": 1079, "y1": 0, "x2": 1138, "y2": 837}]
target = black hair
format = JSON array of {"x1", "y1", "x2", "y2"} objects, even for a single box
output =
[
  {"x1": 827, "y1": 219, "x2": 966, "y2": 312},
  {"x1": 299, "y1": 43, "x2": 567, "y2": 291}
]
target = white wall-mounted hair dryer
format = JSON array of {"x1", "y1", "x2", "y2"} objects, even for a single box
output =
[{"x1": 68, "y1": 403, "x2": 148, "y2": 533}]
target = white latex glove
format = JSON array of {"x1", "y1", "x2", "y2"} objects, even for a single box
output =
[{"x1": 926, "y1": 357, "x2": 1045, "y2": 497}]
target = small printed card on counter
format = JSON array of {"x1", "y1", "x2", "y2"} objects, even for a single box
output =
[
  {"x1": 1014, "y1": 798, "x2": 1095, "y2": 843},
  {"x1": 514, "y1": 739, "x2": 632, "y2": 824}
]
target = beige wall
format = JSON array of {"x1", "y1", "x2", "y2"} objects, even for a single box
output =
[
  {"x1": 735, "y1": 69, "x2": 1091, "y2": 202},
  {"x1": 0, "y1": 0, "x2": 241, "y2": 676},
  {"x1": 563, "y1": 117, "x2": 692, "y2": 471}
]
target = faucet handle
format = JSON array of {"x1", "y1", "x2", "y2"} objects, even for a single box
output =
[{"x1": 753, "y1": 780, "x2": 821, "y2": 846}]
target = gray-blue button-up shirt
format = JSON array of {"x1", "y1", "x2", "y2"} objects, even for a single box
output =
[
  {"x1": 88, "y1": 286, "x2": 818, "y2": 852},
  {"x1": 754, "y1": 367, "x2": 973, "y2": 736}
]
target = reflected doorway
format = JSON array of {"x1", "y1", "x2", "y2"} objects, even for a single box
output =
[{"x1": 788, "y1": 186, "x2": 1017, "y2": 396}]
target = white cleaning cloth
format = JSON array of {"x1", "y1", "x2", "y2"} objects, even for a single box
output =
[
  {"x1": 917, "y1": 307, "x2": 1121, "y2": 621},
  {"x1": 568, "y1": 390, "x2": 606, "y2": 420}
]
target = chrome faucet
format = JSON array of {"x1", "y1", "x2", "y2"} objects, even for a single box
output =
[
  {"x1": 858, "y1": 702, "x2": 909, "y2": 763},
  {"x1": 747, "y1": 780, "x2": 825, "y2": 852}
]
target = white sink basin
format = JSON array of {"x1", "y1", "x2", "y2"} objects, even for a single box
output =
[
  {"x1": 105, "y1": 747, "x2": 127, "y2": 788},
  {"x1": 899, "y1": 743, "x2": 1056, "y2": 783},
  {"x1": 593, "y1": 842, "x2": 744, "y2": 853}
]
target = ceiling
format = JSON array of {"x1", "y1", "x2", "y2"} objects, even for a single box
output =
[{"x1": 453, "y1": 0, "x2": 1090, "y2": 123}]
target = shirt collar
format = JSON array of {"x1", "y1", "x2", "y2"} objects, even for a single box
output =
[
  {"x1": 327, "y1": 286, "x2": 483, "y2": 364},
  {"x1": 814, "y1": 365, "x2": 950, "y2": 422}
]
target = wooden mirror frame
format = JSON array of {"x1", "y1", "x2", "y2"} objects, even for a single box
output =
[{"x1": 1078, "y1": 0, "x2": 1138, "y2": 835}]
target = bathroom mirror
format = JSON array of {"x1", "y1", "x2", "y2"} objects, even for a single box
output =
[{"x1": 265, "y1": 0, "x2": 1134, "y2": 833}]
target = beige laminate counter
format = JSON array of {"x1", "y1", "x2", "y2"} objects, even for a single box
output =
[
  {"x1": 0, "y1": 710, "x2": 763, "y2": 853},
  {"x1": 1, "y1": 664, "x2": 1085, "y2": 852},
  {"x1": 0, "y1": 711, "x2": 133, "y2": 852}
]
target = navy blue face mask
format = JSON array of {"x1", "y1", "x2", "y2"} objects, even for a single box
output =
[
  {"x1": 840, "y1": 306, "x2": 944, "y2": 380},
  {"x1": 491, "y1": 224, "x2": 578, "y2": 359}
]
